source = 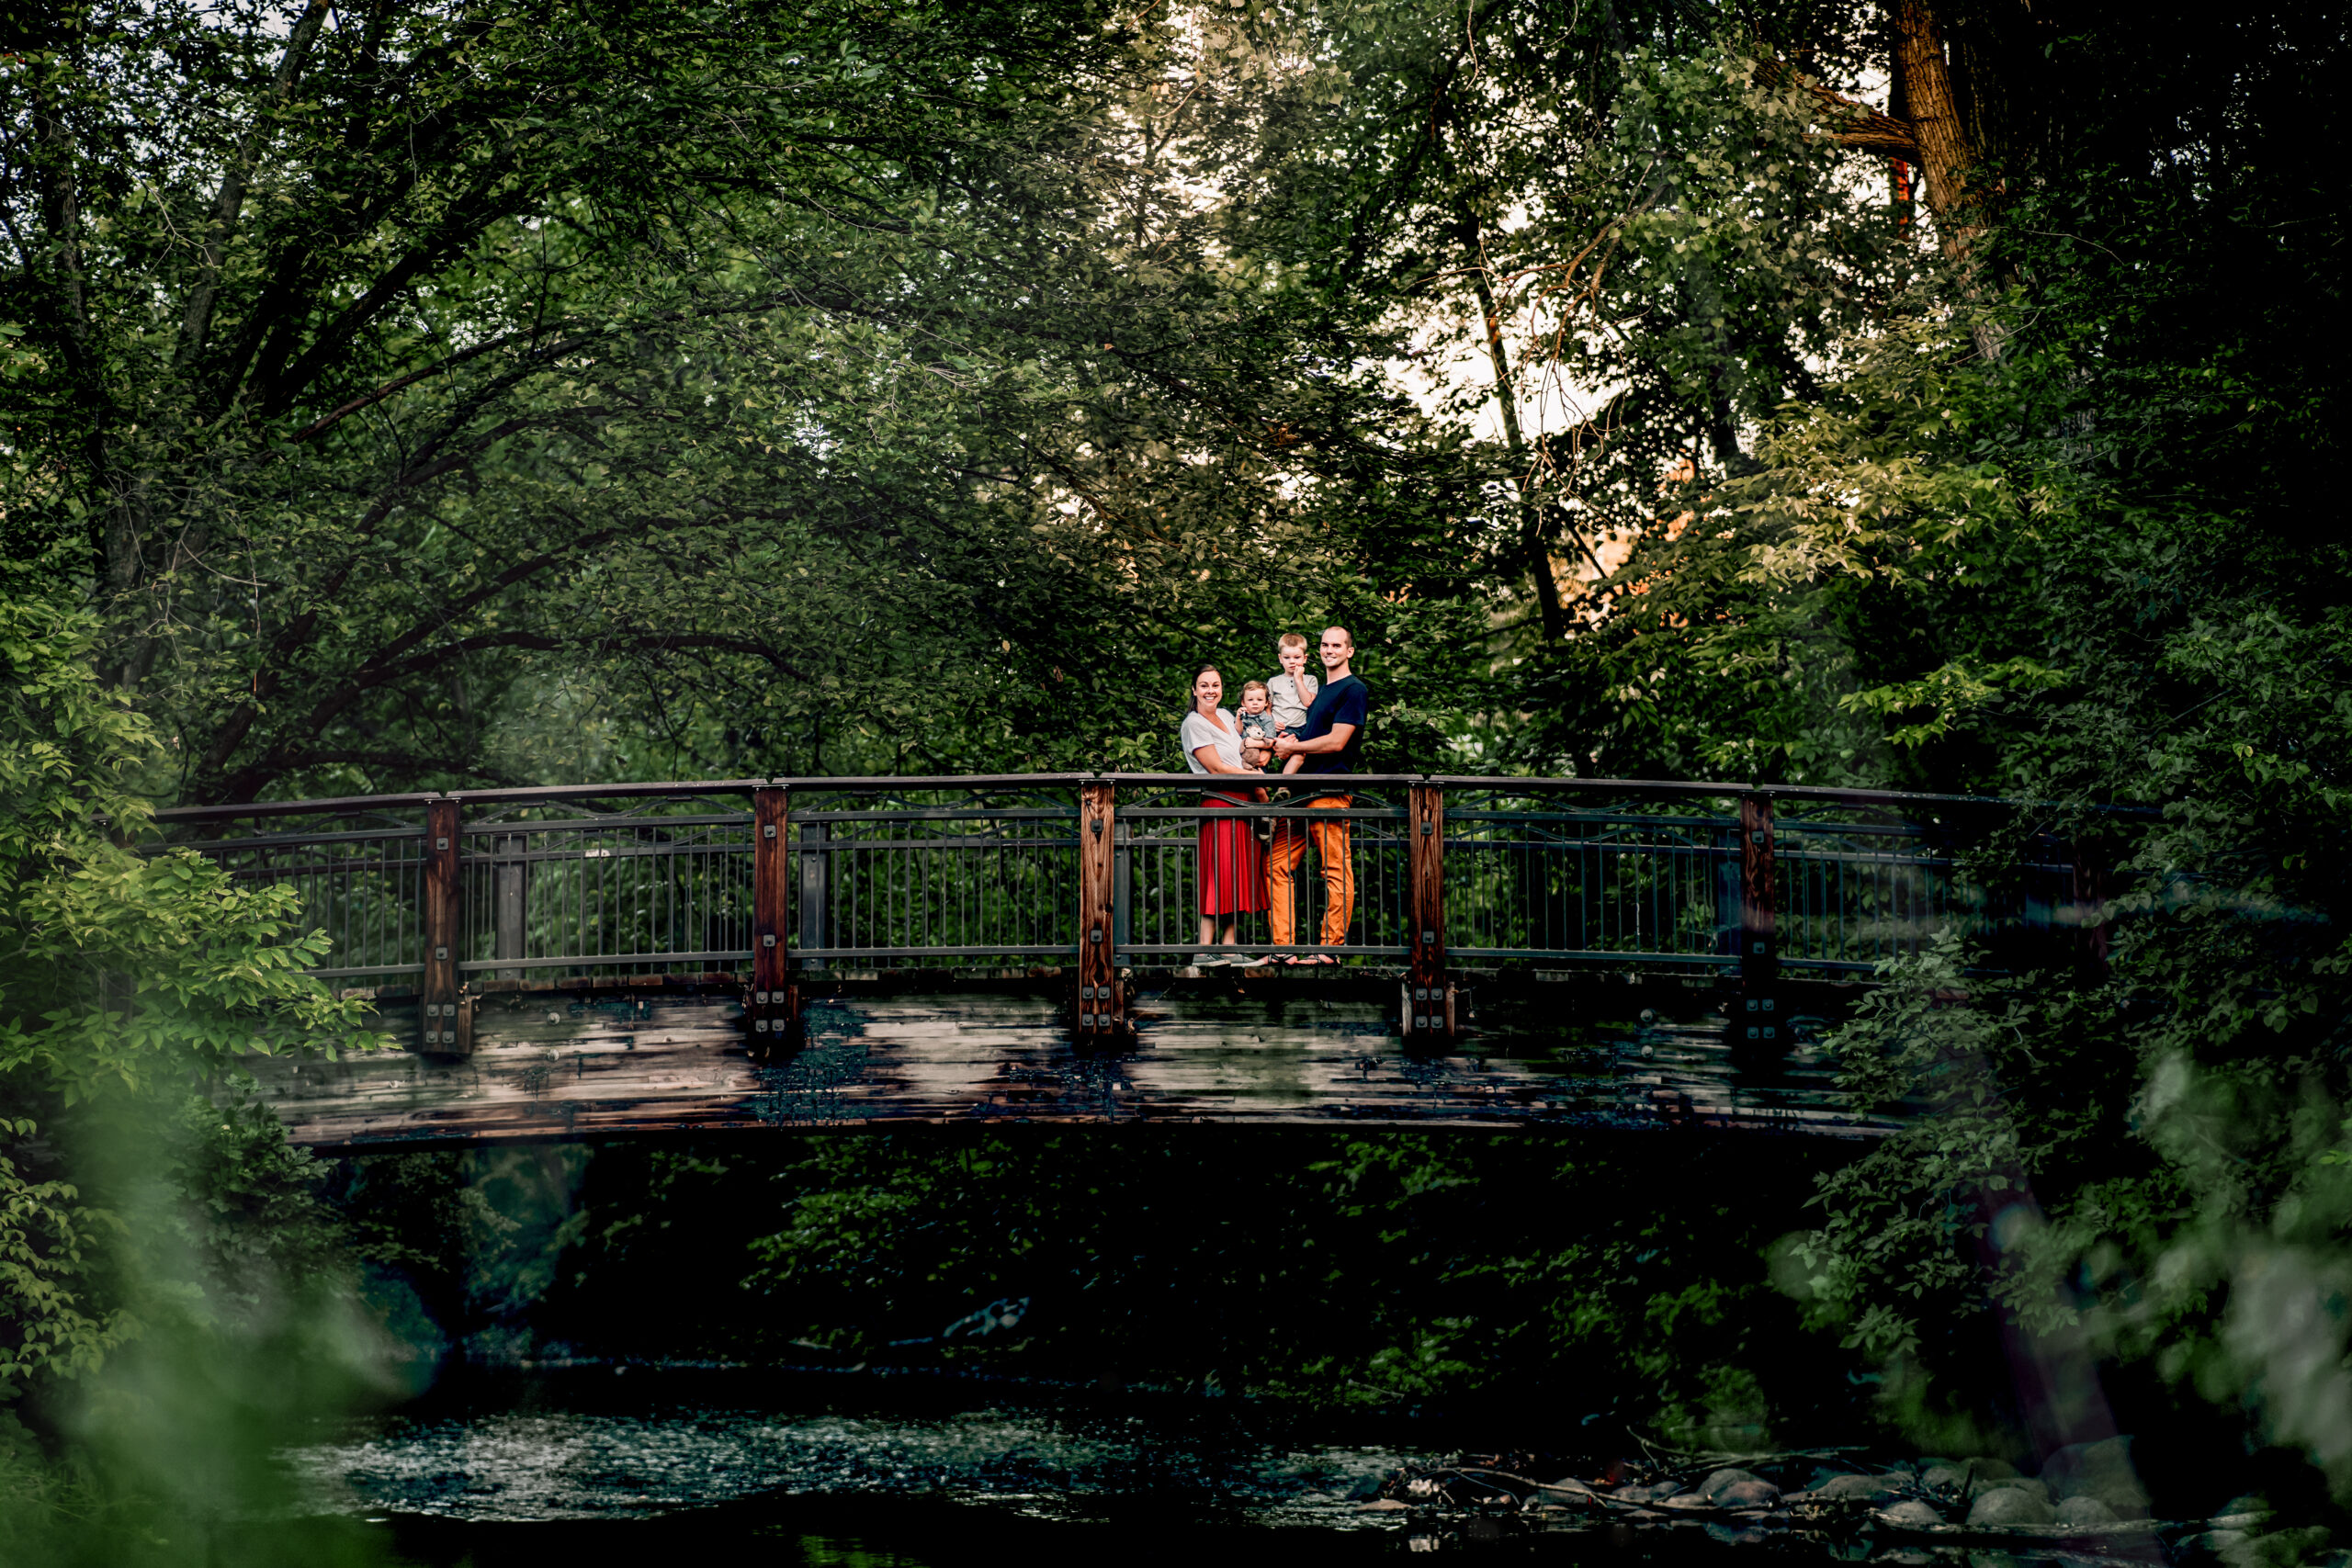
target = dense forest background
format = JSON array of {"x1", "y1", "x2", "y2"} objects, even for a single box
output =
[{"x1": 2, "y1": 0, "x2": 2346, "y2": 1555}]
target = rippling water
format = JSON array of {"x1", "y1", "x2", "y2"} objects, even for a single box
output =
[
  {"x1": 259, "y1": 1370, "x2": 2064, "y2": 1566},
  {"x1": 285, "y1": 1372, "x2": 1414, "y2": 1529}
]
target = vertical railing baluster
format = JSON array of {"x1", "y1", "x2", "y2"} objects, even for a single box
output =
[
  {"x1": 797, "y1": 817, "x2": 829, "y2": 968},
  {"x1": 1716, "y1": 819, "x2": 1742, "y2": 971},
  {"x1": 494, "y1": 831, "x2": 526, "y2": 980},
  {"x1": 1112, "y1": 808, "x2": 1132, "y2": 954}
]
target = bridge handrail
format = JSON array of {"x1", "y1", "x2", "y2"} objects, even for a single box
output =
[{"x1": 151, "y1": 772, "x2": 2157, "y2": 824}]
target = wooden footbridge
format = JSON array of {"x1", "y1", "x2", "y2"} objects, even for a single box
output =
[{"x1": 159, "y1": 774, "x2": 2112, "y2": 1152}]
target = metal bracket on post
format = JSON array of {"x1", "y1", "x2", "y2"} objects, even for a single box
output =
[
  {"x1": 1402, "y1": 779, "x2": 1455, "y2": 1039},
  {"x1": 1075, "y1": 779, "x2": 1124, "y2": 1042},
  {"x1": 421, "y1": 797, "x2": 464, "y2": 1054},
  {"x1": 750, "y1": 784, "x2": 797, "y2": 1057},
  {"x1": 1737, "y1": 791, "x2": 1780, "y2": 1047}
]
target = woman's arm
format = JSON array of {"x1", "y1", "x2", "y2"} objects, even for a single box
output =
[
  {"x1": 1191, "y1": 743, "x2": 1253, "y2": 775},
  {"x1": 1193, "y1": 743, "x2": 1269, "y2": 802}
]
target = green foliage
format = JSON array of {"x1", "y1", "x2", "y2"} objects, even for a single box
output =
[
  {"x1": 1724, "y1": 39, "x2": 2348, "y2": 1465},
  {"x1": 515, "y1": 1132, "x2": 1852, "y2": 1444},
  {"x1": 0, "y1": 571, "x2": 369, "y2": 1398},
  {"x1": 328, "y1": 1145, "x2": 590, "y2": 1363},
  {"x1": 6, "y1": 0, "x2": 1504, "y2": 797}
]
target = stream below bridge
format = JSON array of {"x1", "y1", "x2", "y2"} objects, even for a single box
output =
[{"x1": 219, "y1": 1369, "x2": 2130, "y2": 1566}]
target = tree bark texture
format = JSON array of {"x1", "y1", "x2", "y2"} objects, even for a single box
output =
[
  {"x1": 1461, "y1": 216, "x2": 1568, "y2": 642},
  {"x1": 1891, "y1": 0, "x2": 1980, "y2": 264}
]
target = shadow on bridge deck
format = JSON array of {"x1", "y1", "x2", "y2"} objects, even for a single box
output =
[{"x1": 237, "y1": 969, "x2": 1894, "y2": 1153}]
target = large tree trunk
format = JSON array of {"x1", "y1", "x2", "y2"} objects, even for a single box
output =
[
  {"x1": 1891, "y1": 0, "x2": 1979, "y2": 263},
  {"x1": 1891, "y1": 0, "x2": 2008, "y2": 358},
  {"x1": 1461, "y1": 217, "x2": 1569, "y2": 643}
]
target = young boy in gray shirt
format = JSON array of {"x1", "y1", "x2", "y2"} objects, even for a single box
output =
[{"x1": 1264, "y1": 632, "x2": 1318, "y2": 793}]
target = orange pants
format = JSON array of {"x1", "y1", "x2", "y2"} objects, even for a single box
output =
[{"x1": 1266, "y1": 795, "x2": 1353, "y2": 947}]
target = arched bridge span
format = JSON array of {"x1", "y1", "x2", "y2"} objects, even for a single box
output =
[{"x1": 158, "y1": 774, "x2": 2121, "y2": 1152}]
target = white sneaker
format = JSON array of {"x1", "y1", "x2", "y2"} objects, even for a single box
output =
[{"x1": 1192, "y1": 952, "x2": 1226, "y2": 967}]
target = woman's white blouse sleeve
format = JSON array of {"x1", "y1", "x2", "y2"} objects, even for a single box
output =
[
  {"x1": 1179, "y1": 710, "x2": 1238, "y2": 773},
  {"x1": 1179, "y1": 711, "x2": 1213, "y2": 772}
]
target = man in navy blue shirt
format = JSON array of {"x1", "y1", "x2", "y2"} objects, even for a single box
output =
[{"x1": 1270, "y1": 626, "x2": 1369, "y2": 961}]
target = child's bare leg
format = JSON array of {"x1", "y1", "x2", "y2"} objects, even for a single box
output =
[{"x1": 1281, "y1": 752, "x2": 1306, "y2": 774}]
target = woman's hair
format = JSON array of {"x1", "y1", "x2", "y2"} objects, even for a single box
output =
[{"x1": 1188, "y1": 663, "x2": 1221, "y2": 710}]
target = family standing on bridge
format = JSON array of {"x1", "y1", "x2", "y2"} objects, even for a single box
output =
[{"x1": 1180, "y1": 626, "x2": 1369, "y2": 967}]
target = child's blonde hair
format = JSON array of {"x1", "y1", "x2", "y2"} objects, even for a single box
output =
[
  {"x1": 1239, "y1": 680, "x2": 1270, "y2": 700},
  {"x1": 1277, "y1": 632, "x2": 1308, "y2": 653}
]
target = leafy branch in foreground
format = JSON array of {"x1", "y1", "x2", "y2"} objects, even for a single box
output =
[{"x1": 0, "y1": 566, "x2": 369, "y2": 1393}]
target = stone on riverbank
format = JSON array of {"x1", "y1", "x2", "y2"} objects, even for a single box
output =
[
  {"x1": 1809, "y1": 1472, "x2": 1904, "y2": 1505},
  {"x1": 2040, "y1": 1435, "x2": 2150, "y2": 1517},
  {"x1": 1977, "y1": 1476, "x2": 2050, "y2": 1504},
  {"x1": 1967, "y1": 1486, "x2": 2056, "y2": 1528},
  {"x1": 1698, "y1": 1469, "x2": 1780, "y2": 1508},
  {"x1": 1878, "y1": 1500, "x2": 1942, "y2": 1528},
  {"x1": 2054, "y1": 1495, "x2": 2120, "y2": 1528}
]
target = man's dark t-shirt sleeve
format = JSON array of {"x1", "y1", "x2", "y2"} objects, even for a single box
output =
[{"x1": 1299, "y1": 676, "x2": 1369, "y2": 775}]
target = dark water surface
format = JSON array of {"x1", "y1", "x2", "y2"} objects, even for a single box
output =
[
  {"x1": 270, "y1": 1366, "x2": 1426, "y2": 1563},
  {"x1": 243, "y1": 1369, "x2": 2078, "y2": 1566}
]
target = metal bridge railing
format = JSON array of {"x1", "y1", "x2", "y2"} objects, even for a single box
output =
[
  {"x1": 155, "y1": 773, "x2": 2120, "y2": 1048},
  {"x1": 1437, "y1": 783, "x2": 1740, "y2": 970},
  {"x1": 787, "y1": 781, "x2": 1080, "y2": 965}
]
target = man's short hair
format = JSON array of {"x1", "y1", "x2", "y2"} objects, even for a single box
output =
[
  {"x1": 1277, "y1": 631, "x2": 1309, "y2": 651},
  {"x1": 1322, "y1": 625, "x2": 1353, "y2": 649}
]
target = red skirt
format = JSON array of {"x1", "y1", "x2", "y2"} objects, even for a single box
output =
[{"x1": 1197, "y1": 795, "x2": 1268, "y2": 916}]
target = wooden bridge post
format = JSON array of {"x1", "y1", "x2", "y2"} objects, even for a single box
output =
[
  {"x1": 1076, "y1": 778, "x2": 1123, "y2": 1040},
  {"x1": 1405, "y1": 780, "x2": 1453, "y2": 1037},
  {"x1": 421, "y1": 797, "x2": 465, "y2": 1053},
  {"x1": 751, "y1": 785, "x2": 798, "y2": 1056},
  {"x1": 1738, "y1": 791, "x2": 1781, "y2": 1045}
]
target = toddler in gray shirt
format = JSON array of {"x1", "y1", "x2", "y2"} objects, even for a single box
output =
[{"x1": 1265, "y1": 632, "x2": 1319, "y2": 787}]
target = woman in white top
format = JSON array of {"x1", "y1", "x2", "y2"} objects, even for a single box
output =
[{"x1": 1179, "y1": 664, "x2": 1271, "y2": 967}]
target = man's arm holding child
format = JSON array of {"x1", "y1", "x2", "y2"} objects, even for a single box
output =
[{"x1": 1273, "y1": 723, "x2": 1355, "y2": 761}]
